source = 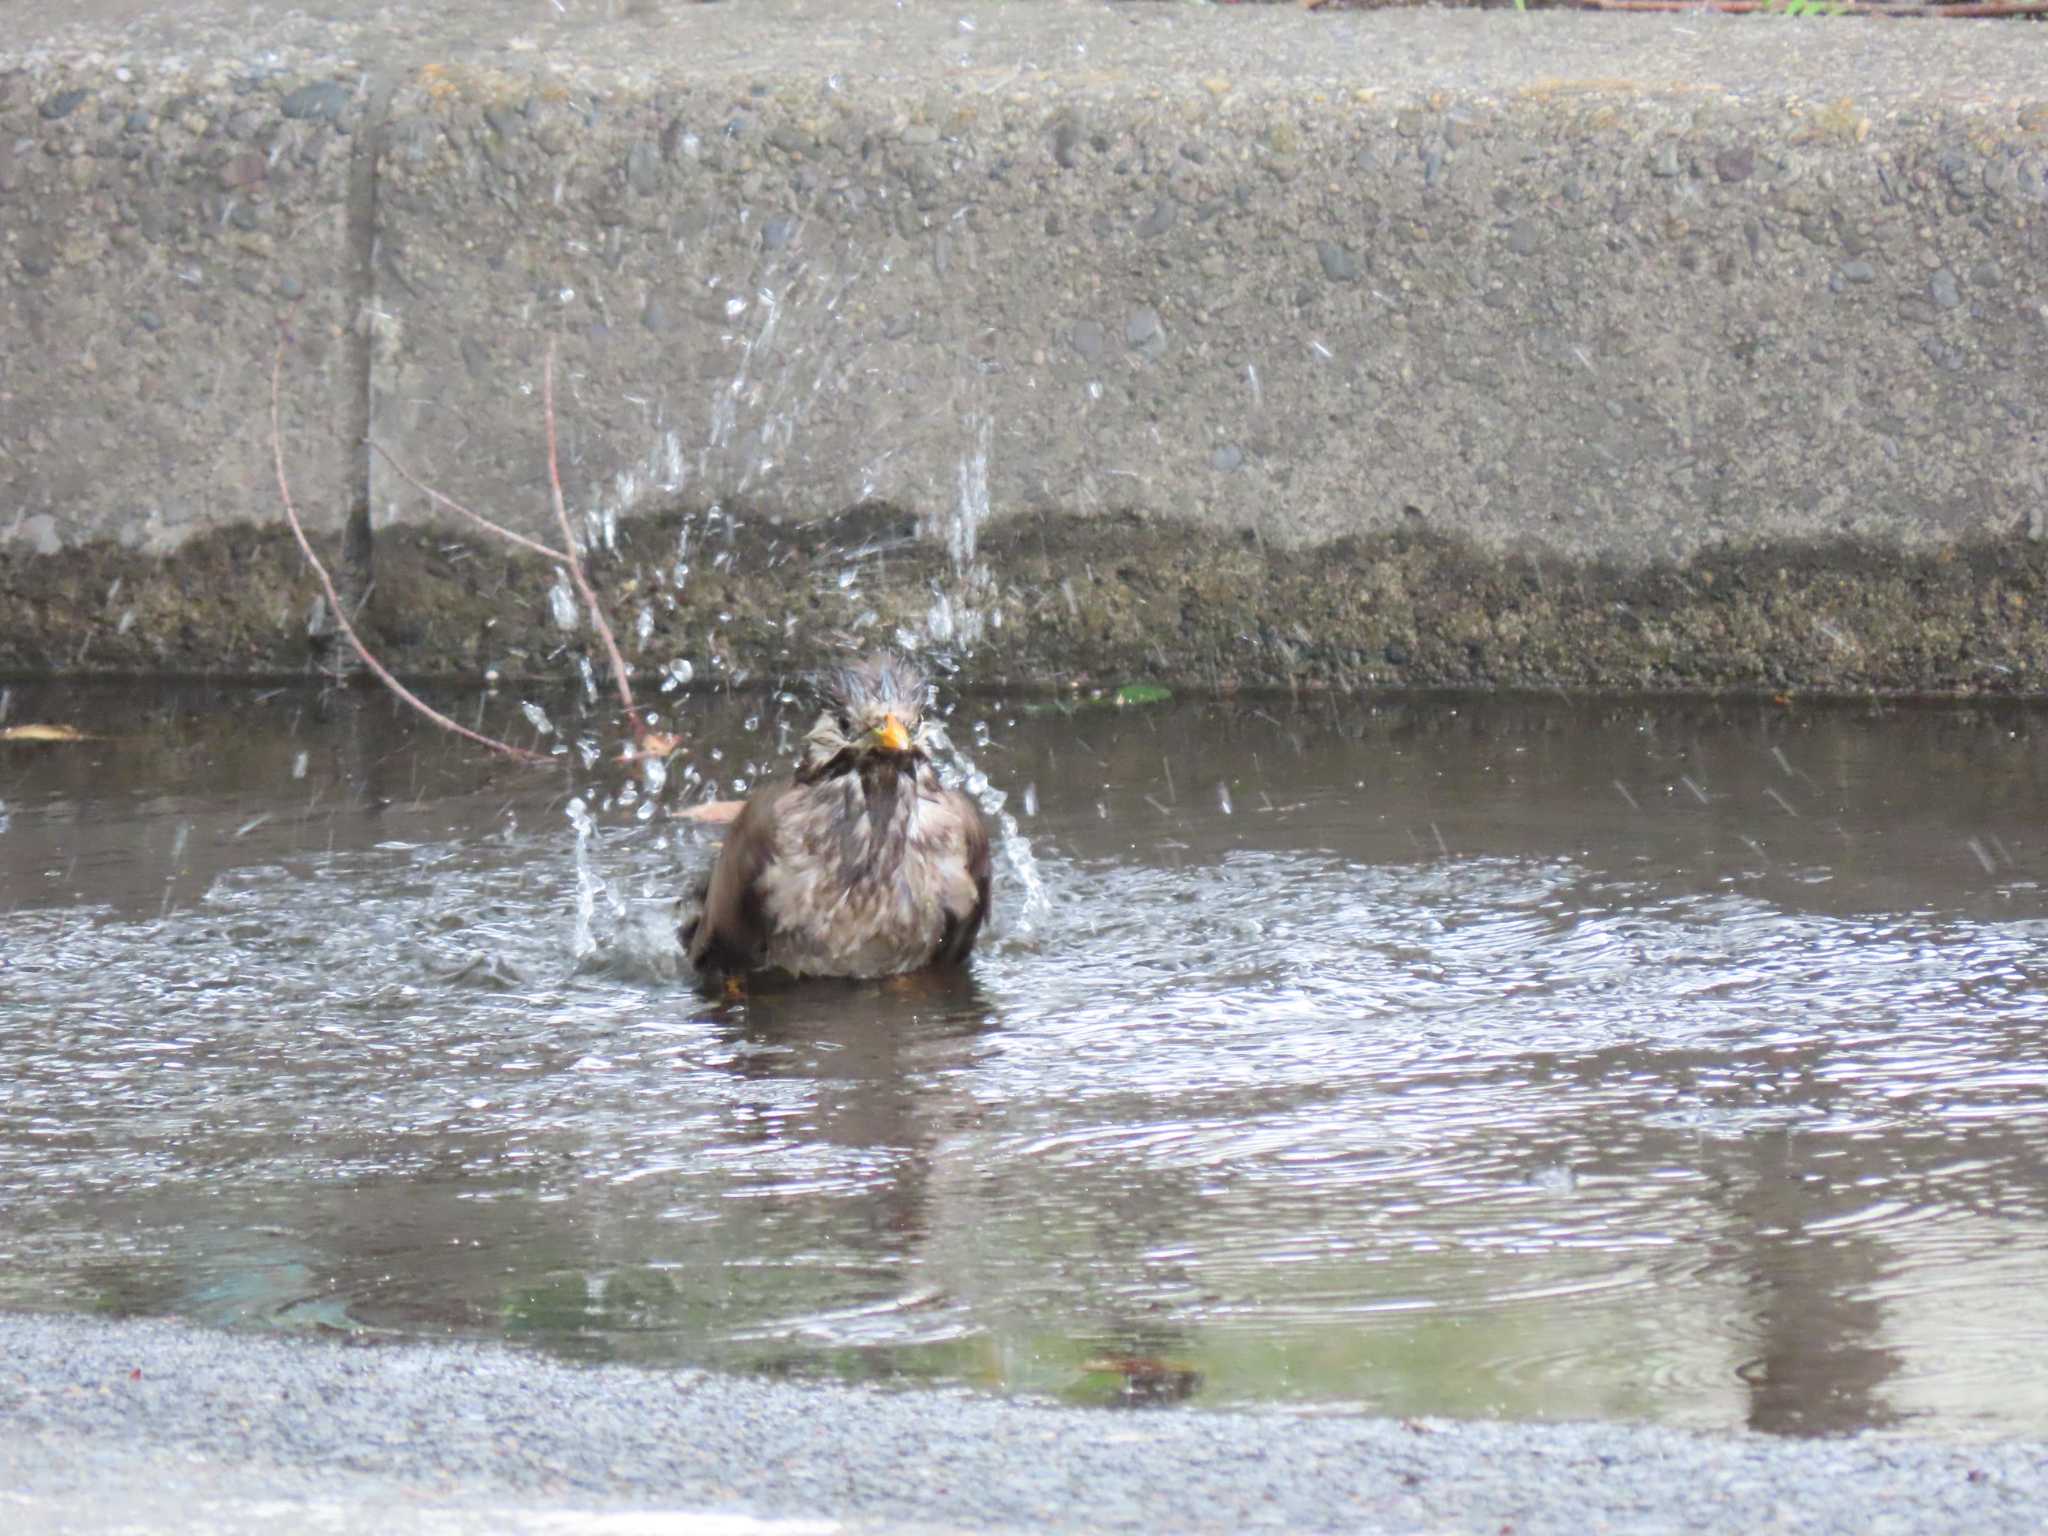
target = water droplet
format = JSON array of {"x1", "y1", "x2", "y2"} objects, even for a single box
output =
[{"x1": 548, "y1": 569, "x2": 580, "y2": 631}]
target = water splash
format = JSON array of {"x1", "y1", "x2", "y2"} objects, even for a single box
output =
[
  {"x1": 921, "y1": 413, "x2": 995, "y2": 651},
  {"x1": 908, "y1": 413, "x2": 1047, "y2": 928},
  {"x1": 955, "y1": 751, "x2": 1049, "y2": 936},
  {"x1": 547, "y1": 568, "x2": 579, "y2": 632},
  {"x1": 565, "y1": 795, "x2": 603, "y2": 961}
]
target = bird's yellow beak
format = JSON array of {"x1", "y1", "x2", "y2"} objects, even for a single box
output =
[{"x1": 874, "y1": 714, "x2": 911, "y2": 754}]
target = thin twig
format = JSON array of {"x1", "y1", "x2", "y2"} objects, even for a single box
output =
[
  {"x1": 270, "y1": 322, "x2": 545, "y2": 764},
  {"x1": 366, "y1": 438, "x2": 572, "y2": 566},
  {"x1": 543, "y1": 338, "x2": 644, "y2": 742}
]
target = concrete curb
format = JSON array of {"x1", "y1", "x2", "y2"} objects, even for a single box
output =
[{"x1": 3, "y1": 2, "x2": 2046, "y2": 688}]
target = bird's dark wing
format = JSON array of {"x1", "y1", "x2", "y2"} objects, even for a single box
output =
[
  {"x1": 932, "y1": 787, "x2": 993, "y2": 966},
  {"x1": 686, "y1": 785, "x2": 785, "y2": 979}
]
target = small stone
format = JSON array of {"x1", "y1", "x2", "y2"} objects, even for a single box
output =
[
  {"x1": 902, "y1": 123, "x2": 938, "y2": 147},
  {"x1": 762, "y1": 215, "x2": 797, "y2": 250},
  {"x1": 40, "y1": 88, "x2": 89, "y2": 121},
  {"x1": 485, "y1": 105, "x2": 523, "y2": 140},
  {"x1": 1929, "y1": 268, "x2": 1961, "y2": 309},
  {"x1": 641, "y1": 295, "x2": 667, "y2": 332},
  {"x1": 281, "y1": 80, "x2": 349, "y2": 123},
  {"x1": 1650, "y1": 143, "x2": 1682, "y2": 178},
  {"x1": 18, "y1": 247, "x2": 52, "y2": 277},
  {"x1": 1714, "y1": 146, "x2": 1754, "y2": 183},
  {"x1": 1562, "y1": 176, "x2": 1586, "y2": 204},
  {"x1": 1506, "y1": 219, "x2": 1538, "y2": 258},
  {"x1": 1839, "y1": 259, "x2": 1876, "y2": 284},
  {"x1": 218, "y1": 153, "x2": 265, "y2": 190},
  {"x1": 1136, "y1": 200, "x2": 1174, "y2": 239},
  {"x1": 626, "y1": 140, "x2": 659, "y2": 196},
  {"x1": 124, "y1": 110, "x2": 150, "y2": 134},
  {"x1": 1070, "y1": 319, "x2": 1104, "y2": 361},
  {"x1": 1920, "y1": 334, "x2": 1965, "y2": 372},
  {"x1": 535, "y1": 120, "x2": 572, "y2": 156},
  {"x1": 277, "y1": 274, "x2": 304, "y2": 300},
  {"x1": 1210, "y1": 444, "x2": 1244, "y2": 473},
  {"x1": 1052, "y1": 119, "x2": 1081, "y2": 169},
  {"x1": 1125, "y1": 305, "x2": 1163, "y2": 351},
  {"x1": 226, "y1": 109, "x2": 263, "y2": 142},
  {"x1": 1316, "y1": 239, "x2": 1360, "y2": 283}
]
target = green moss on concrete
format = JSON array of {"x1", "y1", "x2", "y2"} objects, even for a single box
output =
[{"x1": 4, "y1": 509, "x2": 2045, "y2": 698}]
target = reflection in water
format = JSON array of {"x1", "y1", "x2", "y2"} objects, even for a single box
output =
[{"x1": 1, "y1": 682, "x2": 2047, "y2": 1438}]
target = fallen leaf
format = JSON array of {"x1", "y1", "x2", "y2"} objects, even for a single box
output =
[
  {"x1": 0, "y1": 723, "x2": 96, "y2": 743},
  {"x1": 676, "y1": 799, "x2": 746, "y2": 824}
]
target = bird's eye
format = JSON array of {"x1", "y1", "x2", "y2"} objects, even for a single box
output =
[{"x1": 834, "y1": 713, "x2": 851, "y2": 735}]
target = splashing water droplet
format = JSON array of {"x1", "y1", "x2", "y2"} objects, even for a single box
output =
[
  {"x1": 1217, "y1": 781, "x2": 1234, "y2": 815},
  {"x1": 548, "y1": 569, "x2": 579, "y2": 631},
  {"x1": 520, "y1": 701, "x2": 555, "y2": 737},
  {"x1": 938, "y1": 745, "x2": 1048, "y2": 934},
  {"x1": 566, "y1": 796, "x2": 600, "y2": 961},
  {"x1": 291, "y1": 752, "x2": 309, "y2": 781}
]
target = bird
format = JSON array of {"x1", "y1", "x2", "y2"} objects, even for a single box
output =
[{"x1": 682, "y1": 652, "x2": 992, "y2": 987}]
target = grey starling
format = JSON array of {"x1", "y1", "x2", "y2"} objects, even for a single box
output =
[{"x1": 684, "y1": 653, "x2": 992, "y2": 984}]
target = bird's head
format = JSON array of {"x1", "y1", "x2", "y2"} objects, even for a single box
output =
[{"x1": 797, "y1": 652, "x2": 940, "y2": 779}]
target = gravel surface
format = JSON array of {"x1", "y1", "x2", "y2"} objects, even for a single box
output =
[{"x1": 3, "y1": 1311, "x2": 2044, "y2": 1534}]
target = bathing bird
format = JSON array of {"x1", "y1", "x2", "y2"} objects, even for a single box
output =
[{"x1": 683, "y1": 653, "x2": 992, "y2": 986}]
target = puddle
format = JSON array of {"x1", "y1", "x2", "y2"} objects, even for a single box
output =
[{"x1": 2, "y1": 681, "x2": 2046, "y2": 1439}]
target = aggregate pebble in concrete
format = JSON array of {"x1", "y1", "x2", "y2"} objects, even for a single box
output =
[{"x1": 2, "y1": 1311, "x2": 2044, "y2": 1536}]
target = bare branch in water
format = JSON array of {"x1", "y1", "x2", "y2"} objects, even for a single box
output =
[
  {"x1": 366, "y1": 438, "x2": 572, "y2": 566},
  {"x1": 270, "y1": 321, "x2": 545, "y2": 764}
]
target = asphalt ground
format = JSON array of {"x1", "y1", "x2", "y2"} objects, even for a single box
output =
[{"x1": 3, "y1": 1312, "x2": 2044, "y2": 1534}]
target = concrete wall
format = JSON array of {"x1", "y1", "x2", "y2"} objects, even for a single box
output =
[{"x1": 3, "y1": 1, "x2": 2046, "y2": 689}]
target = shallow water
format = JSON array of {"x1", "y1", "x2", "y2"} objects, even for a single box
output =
[{"x1": 2, "y1": 680, "x2": 2046, "y2": 1439}]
